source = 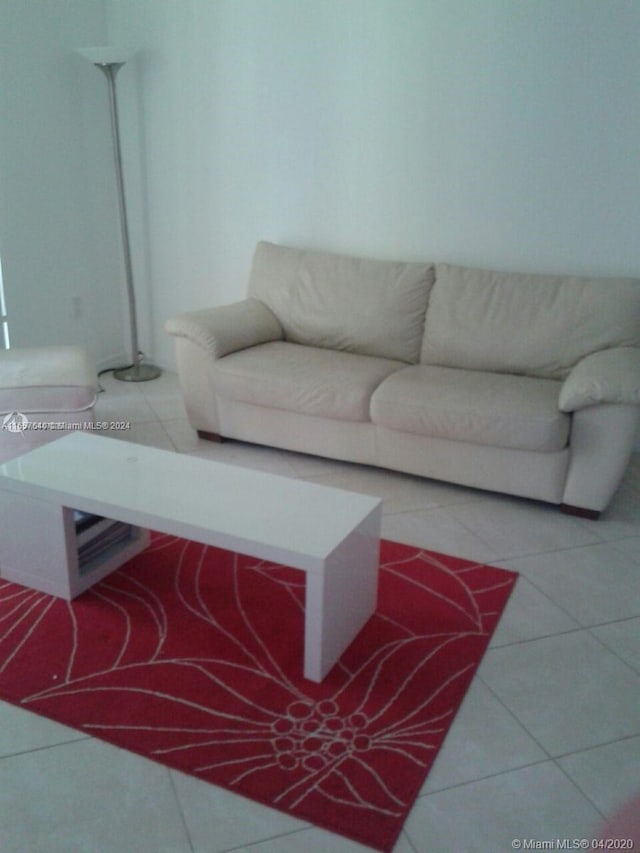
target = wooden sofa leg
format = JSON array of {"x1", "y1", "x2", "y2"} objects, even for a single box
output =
[
  {"x1": 197, "y1": 430, "x2": 225, "y2": 443},
  {"x1": 560, "y1": 503, "x2": 600, "y2": 521}
]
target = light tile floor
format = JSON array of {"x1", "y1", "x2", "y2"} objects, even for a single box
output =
[{"x1": 1, "y1": 370, "x2": 639, "y2": 853}]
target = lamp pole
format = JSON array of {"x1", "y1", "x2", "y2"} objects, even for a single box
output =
[{"x1": 80, "y1": 50, "x2": 161, "y2": 381}]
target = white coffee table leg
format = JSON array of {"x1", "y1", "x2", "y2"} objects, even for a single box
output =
[
  {"x1": 0, "y1": 490, "x2": 76, "y2": 597},
  {"x1": 303, "y1": 506, "x2": 381, "y2": 682},
  {"x1": 0, "y1": 489, "x2": 149, "y2": 599}
]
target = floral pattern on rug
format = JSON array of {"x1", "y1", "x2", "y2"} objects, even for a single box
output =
[{"x1": 0, "y1": 535, "x2": 517, "y2": 852}]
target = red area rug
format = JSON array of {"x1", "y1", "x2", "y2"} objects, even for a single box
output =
[{"x1": 0, "y1": 535, "x2": 516, "y2": 851}]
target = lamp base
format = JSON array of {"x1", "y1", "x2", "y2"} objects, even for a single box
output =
[{"x1": 113, "y1": 363, "x2": 162, "y2": 382}]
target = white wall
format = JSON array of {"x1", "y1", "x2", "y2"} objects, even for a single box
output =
[
  {"x1": 3, "y1": 1, "x2": 638, "y2": 373},
  {"x1": 106, "y1": 0, "x2": 640, "y2": 370},
  {"x1": 0, "y1": 0, "x2": 130, "y2": 368}
]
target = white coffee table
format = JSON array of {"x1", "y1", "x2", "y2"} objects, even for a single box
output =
[{"x1": 0, "y1": 432, "x2": 381, "y2": 682}]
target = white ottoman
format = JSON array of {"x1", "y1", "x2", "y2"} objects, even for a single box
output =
[{"x1": 0, "y1": 346, "x2": 98, "y2": 464}]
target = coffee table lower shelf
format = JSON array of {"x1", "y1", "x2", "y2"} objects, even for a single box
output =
[{"x1": 0, "y1": 493, "x2": 150, "y2": 599}]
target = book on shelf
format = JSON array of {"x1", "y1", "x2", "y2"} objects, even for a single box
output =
[
  {"x1": 73, "y1": 510, "x2": 103, "y2": 534},
  {"x1": 73, "y1": 510, "x2": 135, "y2": 571}
]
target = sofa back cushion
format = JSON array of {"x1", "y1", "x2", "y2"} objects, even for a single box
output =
[
  {"x1": 421, "y1": 263, "x2": 640, "y2": 378},
  {"x1": 248, "y1": 242, "x2": 435, "y2": 363}
]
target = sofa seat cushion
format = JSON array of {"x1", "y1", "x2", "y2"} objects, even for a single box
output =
[
  {"x1": 370, "y1": 365, "x2": 569, "y2": 451},
  {"x1": 247, "y1": 242, "x2": 434, "y2": 363},
  {"x1": 213, "y1": 341, "x2": 404, "y2": 422}
]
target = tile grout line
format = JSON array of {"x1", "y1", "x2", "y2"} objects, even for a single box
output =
[{"x1": 0, "y1": 733, "x2": 92, "y2": 763}]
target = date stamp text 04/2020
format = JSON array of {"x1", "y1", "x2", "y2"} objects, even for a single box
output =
[{"x1": 512, "y1": 839, "x2": 635, "y2": 851}]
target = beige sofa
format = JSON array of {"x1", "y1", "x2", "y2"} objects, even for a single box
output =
[{"x1": 166, "y1": 242, "x2": 640, "y2": 518}]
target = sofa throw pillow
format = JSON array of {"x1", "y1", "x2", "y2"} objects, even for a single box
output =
[
  {"x1": 421, "y1": 263, "x2": 640, "y2": 379},
  {"x1": 247, "y1": 242, "x2": 434, "y2": 364}
]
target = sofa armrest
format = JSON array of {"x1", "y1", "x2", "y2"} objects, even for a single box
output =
[
  {"x1": 559, "y1": 347, "x2": 640, "y2": 412},
  {"x1": 165, "y1": 298, "x2": 283, "y2": 359}
]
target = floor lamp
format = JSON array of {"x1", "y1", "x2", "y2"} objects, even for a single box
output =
[{"x1": 78, "y1": 47, "x2": 161, "y2": 382}]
